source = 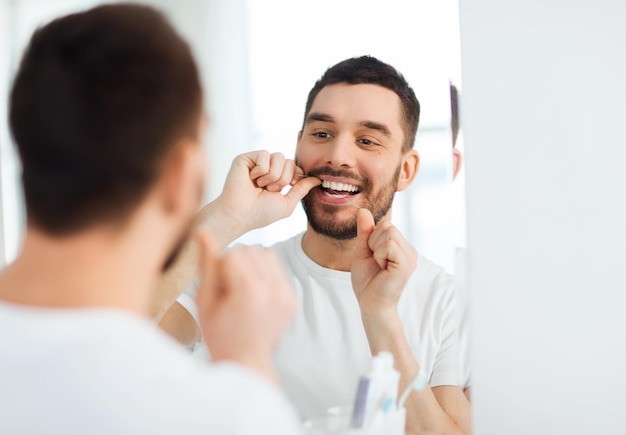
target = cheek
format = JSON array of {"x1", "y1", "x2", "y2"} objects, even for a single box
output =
[
  {"x1": 371, "y1": 159, "x2": 388, "y2": 173},
  {"x1": 363, "y1": 160, "x2": 388, "y2": 182},
  {"x1": 294, "y1": 148, "x2": 316, "y2": 172}
]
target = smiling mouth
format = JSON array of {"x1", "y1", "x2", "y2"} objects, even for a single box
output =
[{"x1": 320, "y1": 180, "x2": 361, "y2": 198}]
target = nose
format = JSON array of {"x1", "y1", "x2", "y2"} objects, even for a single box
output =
[{"x1": 324, "y1": 133, "x2": 354, "y2": 168}]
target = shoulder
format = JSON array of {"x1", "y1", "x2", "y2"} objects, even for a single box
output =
[
  {"x1": 232, "y1": 233, "x2": 302, "y2": 259},
  {"x1": 106, "y1": 325, "x2": 302, "y2": 433},
  {"x1": 266, "y1": 232, "x2": 304, "y2": 272},
  {"x1": 0, "y1": 309, "x2": 303, "y2": 434},
  {"x1": 152, "y1": 362, "x2": 303, "y2": 433},
  {"x1": 267, "y1": 232, "x2": 303, "y2": 254},
  {"x1": 414, "y1": 255, "x2": 455, "y2": 291},
  {"x1": 401, "y1": 255, "x2": 457, "y2": 312}
]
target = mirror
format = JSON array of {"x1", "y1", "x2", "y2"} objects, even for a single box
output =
[{"x1": 0, "y1": 0, "x2": 470, "y2": 429}]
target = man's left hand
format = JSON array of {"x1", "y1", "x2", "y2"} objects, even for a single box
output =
[{"x1": 351, "y1": 208, "x2": 418, "y2": 319}]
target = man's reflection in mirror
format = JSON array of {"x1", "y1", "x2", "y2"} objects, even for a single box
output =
[{"x1": 157, "y1": 56, "x2": 472, "y2": 435}]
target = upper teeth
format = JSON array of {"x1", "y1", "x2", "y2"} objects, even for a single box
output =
[{"x1": 321, "y1": 180, "x2": 359, "y2": 192}]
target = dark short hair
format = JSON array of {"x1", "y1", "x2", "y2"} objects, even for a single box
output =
[
  {"x1": 9, "y1": 3, "x2": 202, "y2": 235},
  {"x1": 450, "y1": 82, "x2": 460, "y2": 147},
  {"x1": 301, "y1": 55, "x2": 420, "y2": 152}
]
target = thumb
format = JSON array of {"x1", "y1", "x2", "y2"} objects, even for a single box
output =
[
  {"x1": 195, "y1": 231, "x2": 220, "y2": 310},
  {"x1": 284, "y1": 176, "x2": 322, "y2": 206},
  {"x1": 355, "y1": 208, "x2": 375, "y2": 258}
]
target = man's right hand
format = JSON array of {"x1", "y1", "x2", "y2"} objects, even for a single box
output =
[
  {"x1": 195, "y1": 231, "x2": 297, "y2": 384},
  {"x1": 154, "y1": 150, "x2": 314, "y2": 335},
  {"x1": 201, "y1": 150, "x2": 320, "y2": 238}
]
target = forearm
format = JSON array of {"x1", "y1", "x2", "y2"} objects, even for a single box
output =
[
  {"x1": 149, "y1": 199, "x2": 250, "y2": 322},
  {"x1": 151, "y1": 151, "x2": 319, "y2": 322},
  {"x1": 149, "y1": 239, "x2": 200, "y2": 322},
  {"x1": 362, "y1": 313, "x2": 468, "y2": 435},
  {"x1": 194, "y1": 197, "x2": 252, "y2": 251},
  {"x1": 158, "y1": 301, "x2": 201, "y2": 347},
  {"x1": 158, "y1": 301, "x2": 281, "y2": 387}
]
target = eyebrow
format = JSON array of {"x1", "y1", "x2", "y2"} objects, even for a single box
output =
[
  {"x1": 359, "y1": 120, "x2": 392, "y2": 137},
  {"x1": 305, "y1": 112, "x2": 392, "y2": 137},
  {"x1": 305, "y1": 112, "x2": 335, "y2": 124}
]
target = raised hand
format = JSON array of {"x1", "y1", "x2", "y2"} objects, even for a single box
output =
[
  {"x1": 208, "y1": 150, "x2": 321, "y2": 236},
  {"x1": 351, "y1": 208, "x2": 418, "y2": 319},
  {"x1": 152, "y1": 150, "x2": 317, "y2": 325},
  {"x1": 195, "y1": 231, "x2": 297, "y2": 384}
]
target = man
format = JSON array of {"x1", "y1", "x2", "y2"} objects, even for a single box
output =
[
  {"x1": 0, "y1": 4, "x2": 312, "y2": 433},
  {"x1": 161, "y1": 56, "x2": 471, "y2": 434}
]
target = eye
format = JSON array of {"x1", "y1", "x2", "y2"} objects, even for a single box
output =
[
  {"x1": 313, "y1": 131, "x2": 332, "y2": 139},
  {"x1": 358, "y1": 138, "x2": 378, "y2": 147}
]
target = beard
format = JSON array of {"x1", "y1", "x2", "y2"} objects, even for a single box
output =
[
  {"x1": 161, "y1": 176, "x2": 205, "y2": 273},
  {"x1": 300, "y1": 164, "x2": 401, "y2": 240},
  {"x1": 161, "y1": 217, "x2": 194, "y2": 273}
]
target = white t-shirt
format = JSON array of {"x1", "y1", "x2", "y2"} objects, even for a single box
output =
[
  {"x1": 182, "y1": 232, "x2": 462, "y2": 420},
  {"x1": 0, "y1": 302, "x2": 302, "y2": 435}
]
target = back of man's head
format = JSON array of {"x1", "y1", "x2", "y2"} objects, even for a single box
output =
[
  {"x1": 301, "y1": 55, "x2": 420, "y2": 152},
  {"x1": 9, "y1": 3, "x2": 202, "y2": 235}
]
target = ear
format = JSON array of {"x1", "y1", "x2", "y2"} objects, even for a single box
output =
[
  {"x1": 396, "y1": 149, "x2": 420, "y2": 192},
  {"x1": 159, "y1": 139, "x2": 205, "y2": 217},
  {"x1": 453, "y1": 148, "x2": 463, "y2": 181}
]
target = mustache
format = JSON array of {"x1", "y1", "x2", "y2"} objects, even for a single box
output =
[{"x1": 305, "y1": 167, "x2": 367, "y2": 186}]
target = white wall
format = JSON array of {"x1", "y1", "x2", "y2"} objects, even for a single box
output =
[
  {"x1": 459, "y1": 1, "x2": 626, "y2": 433},
  {"x1": 141, "y1": 0, "x2": 253, "y2": 203}
]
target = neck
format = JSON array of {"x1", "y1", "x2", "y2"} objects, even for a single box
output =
[
  {"x1": 301, "y1": 225, "x2": 360, "y2": 271},
  {"x1": 0, "y1": 224, "x2": 162, "y2": 316}
]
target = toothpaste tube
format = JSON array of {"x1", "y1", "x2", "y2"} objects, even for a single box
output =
[{"x1": 350, "y1": 351, "x2": 400, "y2": 429}]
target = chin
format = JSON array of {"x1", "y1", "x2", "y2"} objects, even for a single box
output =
[{"x1": 304, "y1": 205, "x2": 359, "y2": 240}]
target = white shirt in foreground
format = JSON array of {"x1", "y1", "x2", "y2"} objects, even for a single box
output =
[
  {"x1": 0, "y1": 303, "x2": 302, "y2": 435},
  {"x1": 183, "y1": 232, "x2": 463, "y2": 421}
]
